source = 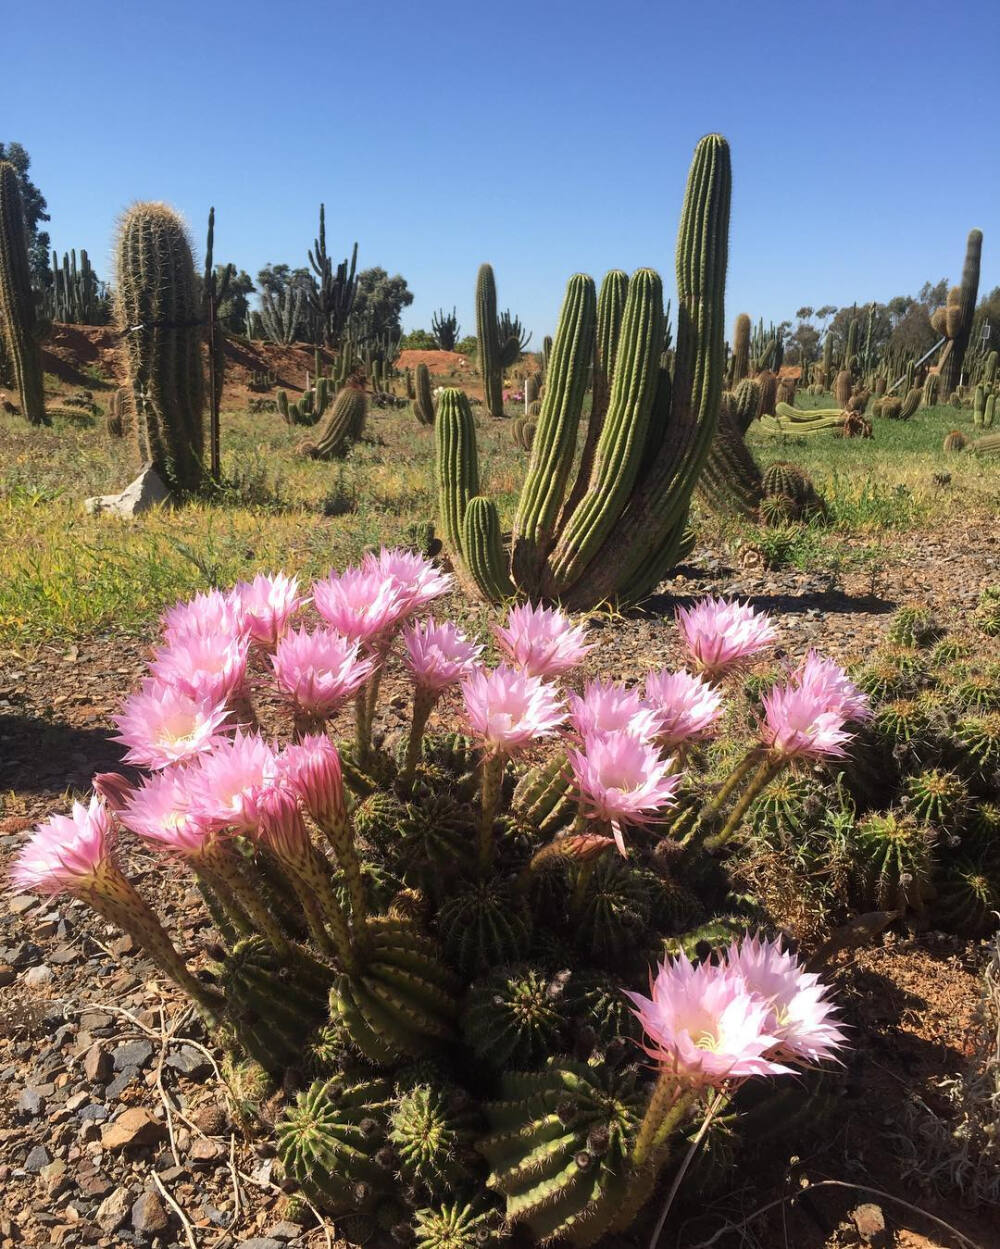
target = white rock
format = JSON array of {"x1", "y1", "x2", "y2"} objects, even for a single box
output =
[{"x1": 85, "y1": 465, "x2": 171, "y2": 518}]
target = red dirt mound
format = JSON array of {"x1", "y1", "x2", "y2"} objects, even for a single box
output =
[{"x1": 396, "y1": 349, "x2": 475, "y2": 376}]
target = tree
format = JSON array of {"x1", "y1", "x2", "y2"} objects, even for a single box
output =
[
  {"x1": 218, "y1": 268, "x2": 254, "y2": 335},
  {"x1": 349, "y1": 268, "x2": 413, "y2": 340},
  {"x1": 399, "y1": 328, "x2": 437, "y2": 350},
  {"x1": 0, "y1": 143, "x2": 51, "y2": 287},
  {"x1": 786, "y1": 319, "x2": 820, "y2": 366},
  {"x1": 794, "y1": 306, "x2": 814, "y2": 321},
  {"x1": 815, "y1": 305, "x2": 837, "y2": 333},
  {"x1": 919, "y1": 279, "x2": 948, "y2": 310},
  {"x1": 887, "y1": 303, "x2": 939, "y2": 361}
]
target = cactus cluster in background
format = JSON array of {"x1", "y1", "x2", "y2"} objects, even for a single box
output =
[
  {"x1": 431, "y1": 306, "x2": 460, "y2": 351},
  {"x1": 438, "y1": 134, "x2": 731, "y2": 609},
  {"x1": 0, "y1": 160, "x2": 46, "y2": 425}
]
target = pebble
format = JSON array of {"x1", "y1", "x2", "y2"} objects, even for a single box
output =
[
  {"x1": 113, "y1": 1040, "x2": 153, "y2": 1071},
  {"x1": 0, "y1": 964, "x2": 14, "y2": 986},
  {"x1": 105, "y1": 1067, "x2": 139, "y2": 1099},
  {"x1": 101, "y1": 1107, "x2": 165, "y2": 1151},
  {"x1": 131, "y1": 1189, "x2": 170, "y2": 1236},
  {"x1": 165, "y1": 1045, "x2": 212, "y2": 1079},
  {"x1": 83, "y1": 1043, "x2": 111, "y2": 1083},
  {"x1": 236, "y1": 1240, "x2": 285, "y2": 1249},
  {"x1": 25, "y1": 1144, "x2": 51, "y2": 1172},
  {"x1": 95, "y1": 1188, "x2": 132, "y2": 1233},
  {"x1": 188, "y1": 1138, "x2": 225, "y2": 1168},
  {"x1": 265, "y1": 1222, "x2": 305, "y2": 1242},
  {"x1": 23, "y1": 964, "x2": 54, "y2": 987},
  {"x1": 16, "y1": 1088, "x2": 44, "y2": 1118}
]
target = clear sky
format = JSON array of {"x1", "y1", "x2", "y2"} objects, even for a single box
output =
[{"x1": 6, "y1": 0, "x2": 999, "y2": 341}]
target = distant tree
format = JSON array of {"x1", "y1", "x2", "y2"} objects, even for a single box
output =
[
  {"x1": 454, "y1": 335, "x2": 478, "y2": 357},
  {"x1": 886, "y1": 295, "x2": 915, "y2": 325},
  {"x1": 257, "y1": 263, "x2": 311, "y2": 298},
  {"x1": 349, "y1": 268, "x2": 414, "y2": 340},
  {"x1": 974, "y1": 286, "x2": 1000, "y2": 354},
  {"x1": 399, "y1": 328, "x2": 437, "y2": 350},
  {"x1": 815, "y1": 305, "x2": 837, "y2": 333},
  {"x1": 887, "y1": 303, "x2": 939, "y2": 361},
  {"x1": 0, "y1": 142, "x2": 51, "y2": 286},
  {"x1": 786, "y1": 320, "x2": 820, "y2": 365},
  {"x1": 794, "y1": 306, "x2": 814, "y2": 321},
  {"x1": 919, "y1": 279, "x2": 949, "y2": 310},
  {"x1": 218, "y1": 268, "x2": 255, "y2": 334}
]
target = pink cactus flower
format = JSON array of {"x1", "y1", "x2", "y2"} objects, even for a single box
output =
[
  {"x1": 187, "y1": 730, "x2": 279, "y2": 832},
  {"x1": 364, "y1": 547, "x2": 453, "y2": 615},
  {"x1": 9, "y1": 797, "x2": 115, "y2": 896},
  {"x1": 160, "y1": 588, "x2": 246, "y2": 644},
  {"x1": 112, "y1": 680, "x2": 232, "y2": 771},
  {"x1": 625, "y1": 953, "x2": 792, "y2": 1086},
  {"x1": 567, "y1": 680, "x2": 661, "y2": 742},
  {"x1": 677, "y1": 597, "x2": 776, "y2": 679},
  {"x1": 760, "y1": 682, "x2": 852, "y2": 761},
  {"x1": 567, "y1": 730, "x2": 682, "y2": 853},
  {"x1": 233, "y1": 572, "x2": 305, "y2": 650},
  {"x1": 461, "y1": 663, "x2": 565, "y2": 755},
  {"x1": 120, "y1": 769, "x2": 218, "y2": 858},
  {"x1": 312, "y1": 566, "x2": 409, "y2": 647},
  {"x1": 271, "y1": 627, "x2": 375, "y2": 717},
  {"x1": 643, "y1": 669, "x2": 724, "y2": 748},
  {"x1": 278, "y1": 733, "x2": 346, "y2": 830},
  {"x1": 726, "y1": 934, "x2": 847, "y2": 1065},
  {"x1": 792, "y1": 651, "x2": 871, "y2": 723},
  {"x1": 253, "y1": 783, "x2": 315, "y2": 871},
  {"x1": 149, "y1": 631, "x2": 250, "y2": 707},
  {"x1": 91, "y1": 772, "x2": 135, "y2": 814},
  {"x1": 402, "y1": 618, "x2": 482, "y2": 693},
  {"x1": 494, "y1": 602, "x2": 593, "y2": 679}
]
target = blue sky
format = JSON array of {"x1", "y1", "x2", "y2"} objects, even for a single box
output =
[{"x1": 6, "y1": 0, "x2": 999, "y2": 340}]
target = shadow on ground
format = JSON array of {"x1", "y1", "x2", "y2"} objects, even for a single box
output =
[{"x1": 0, "y1": 713, "x2": 126, "y2": 794}]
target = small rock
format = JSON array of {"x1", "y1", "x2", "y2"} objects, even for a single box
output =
[
  {"x1": 41, "y1": 1158, "x2": 69, "y2": 1196},
  {"x1": 851, "y1": 1203, "x2": 888, "y2": 1247},
  {"x1": 82, "y1": 1044, "x2": 110, "y2": 1084},
  {"x1": 131, "y1": 1189, "x2": 170, "y2": 1236},
  {"x1": 165, "y1": 1045, "x2": 212, "y2": 1079},
  {"x1": 23, "y1": 964, "x2": 54, "y2": 988},
  {"x1": 84, "y1": 465, "x2": 172, "y2": 519},
  {"x1": 188, "y1": 1138, "x2": 225, "y2": 1168},
  {"x1": 25, "y1": 1144, "x2": 51, "y2": 1172},
  {"x1": 235, "y1": 1240, "x2": 284, "y2": 1249},
  {"x1": 265, "y1": 1222, "x2": 305, "y2": 1242},
  {"x1": 105, "y1": 1067, "x2": 139, "y2": 1099},
  {"x1": 110, "y1": 933, "x2": 138, "y2": 956},
  {"x1": 78, "y1": 1103, "x2": 108, "y2": 1122},
  {"x1": 101, "y1": 1107, "x2": 166, "y2": 1151},
  {"x1": 113, "y1": 1040, "x2": 153, "y2": 1071},
  {"x1": 16, "y1": 1087, "x2": 44, "y2": 1118},
  {"x1": 190, "y1": 1104, "x2": 228, "y2": 1135},
  {"x1": 79, "y1": 1012, "x2": 113, "y2": 1033},
  {"x1": 7, "y1": 895, "x2": 37, "y2": 916},
  {"x1": 0, "y1": 964, "x2": 15, "y2": 986},
  {"x1": 96, "y1": 1188, "x2": 132, "y2": 1234}
]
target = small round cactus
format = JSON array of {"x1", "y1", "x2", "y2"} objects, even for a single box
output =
[
  {"x1": 413, "y1": 1200, "x2": 505, "y2": 1249},
  {"x1": 573, "y1": 857, "x2": 653, "y2": 964},
  {"x1": 438, "y1": 879, "x2": 532, "y2": 977},
  {"x1": 564, "y1": 971, "x2": 642, "y2": 1049},
  {"x1": 956, "y1": 670, "x2": 1000, "y2": 712},
  {"x1": 887, "y1": 607, "x2": 942, "y2": 649},
  {"x1": 936, "y1": 856, "x2": 1000, "y2": 936},
  {"x1": 873, "y1": 698, "x2": 932, "y2": 751},
  {"x1": 851, "y1": 811, "x2": 936, "y2": 911},
  {"x1": 902, "y1": 769, "x2": 970, "y2": 829},
  {"x1": 462, "y1": 965, "x2": 569, "y2": 1068},
  {"x1": 975, "y1": 587, "x2": 1000, "y2": 637},
  {"x1": 953, "y1": 713, "x2": 1000, "y2": 782},
  {"x1": 388, "y1": 1081, "x2": 481, "y2": 1198}
]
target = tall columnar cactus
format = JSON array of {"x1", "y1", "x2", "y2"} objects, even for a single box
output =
[
  {"x1": 435, "y1": 388, "x2": 480, "y2": 556},
  {"x1": 0, "y1": 161, "x2": 46, "y2": 425},
  {"x1": 731, "y1": 312, "x2": 750, "y2": 384},
  {"x1": 820, "y1": 333, "x2": 833, "y2": 390},
  {"x1": 414, "y1": 362, "x2": 435, "y2": 426},
  {"x1": 934, "y1": 229, "x2": 983, "y2": 399},
  {"x1": 114, "y1": 202, "x2": 205, "y2": 492},
  {"x1": 436, "y1": 135, "x2": 731, "y2": 608},
  {"x1": 591, "y1": 270, "x2": 630, "y2": 430},
  {"x1": 300, "y1": 385, "x2": 366, "y2": 459},
  {"x1": 476, "y1": 264, "x2": 504, "y2": 419}
]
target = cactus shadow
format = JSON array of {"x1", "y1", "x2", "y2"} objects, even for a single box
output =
[
  {"x1": 640, "y1": 581, "x2": 897, "y2": 619},
  {"x1": 0, "y1": 712, "x2": 126, "y2": 794}
]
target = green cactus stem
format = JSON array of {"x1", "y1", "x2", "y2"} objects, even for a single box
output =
[
  {"x1": 477, "y1": 264, "x2": 504, "y2": 419},
  {"x1": 0, "y1": 162, "x2": 46, "y2": 425},
  {"x1": 300, "y1": 385, "x2": 366, "y2": 459},
  {"x1": 415, "y1": 361, "x2": 436, "y2": 425},
  {"x1": 435, "y1": 388, "x2": 480, "y2": 556}
]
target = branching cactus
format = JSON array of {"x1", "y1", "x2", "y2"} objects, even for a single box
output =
[
  {"x1": 933, "y1": 229, "x2": 982, "y2": 400},
  {"x1": 114, "y1": 202, "x2": 205, "y2": 492},
  {"x1": 0, "y1": 161, "x2": 46, "y2": 425},
  {"x1": 436, "y1": 135, "x2": 731, "y2": 608}
]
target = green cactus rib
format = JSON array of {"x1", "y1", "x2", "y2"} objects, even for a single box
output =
[
  {"x1": 413, "y1": 1201, "x2": 504, "y2": 1249},
  {"x1": 435, "y1": 389, "x2": 480, "y2": 556},
  {"x1": 276, "y1": 1077, "x2": 394, "y2": 1213},
  {"x1": 414, "y1": 361, "x2": 435, "y2": 425},
  {"x1": 565, "y1": 134, "x2": 731, "y2": 607},
  {"x1": 476, "y1": 264, "x2": 504, "y2": 419},
  {"x1": 328, "y1": 917, "x2": 460, "y2": 1063},
  {"x1": 938, "y1": 230, "x2": 982, "y2": 400},
  {"x1": 697, "y1": 392, "x2": 763, "y2": 518},
  {"x1": 0, "y1": 162, "x2": 46, "y2": 425},
  {"x1": 512, "y1": 753, "x2": 574, "y2": 836},
  {"x1": 731, "y1": 312, "x2": 750, "y2": 384},
  {"x1": 510, "y1": 275, "x2": 597, "y2": 595},
  {"x1": 545, "y1": 270, "x2": 665, "y2": 595},
  {"x1": 302, "y1": 386, "x2": 366, "y2": 459},
  {"x1": 389, "y1": 1082, "x2": 481, "y2": 1196},
  {"x1": 462, "y1": 496, "x2": 515, "y2": 601},
  {"x1": 561, "y1": 270, "x2": 630, "y2": 525},
  {"x1": 115, "y1": 202, "x2": 205, "y2": 492}
]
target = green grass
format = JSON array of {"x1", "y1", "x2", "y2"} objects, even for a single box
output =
[{"x1": 0, "y1": 385, "x2": 996, "y2": 648}]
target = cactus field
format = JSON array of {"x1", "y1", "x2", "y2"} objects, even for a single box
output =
[{"x1": 1, "y1": 137, "x2": 1000, "y2": 1249}]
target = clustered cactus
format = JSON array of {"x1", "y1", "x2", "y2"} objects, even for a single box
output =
[
  {"x1": 12, "y1": 558, "x2": 866, "y2": 1248},
  {"x1": 438, "y1": 135, "x2": 731, "y2": 609}
]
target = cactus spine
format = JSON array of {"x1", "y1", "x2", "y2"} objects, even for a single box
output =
[
  {"x1": 0, "y1": 162, "x2": 46, "y2": 425},
  {"x1": 476, "y1": 264, "x2": 504, "y2": 419},
  {"x1": 114, "y1": 203, "x2": 205, "y2": 492}
]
